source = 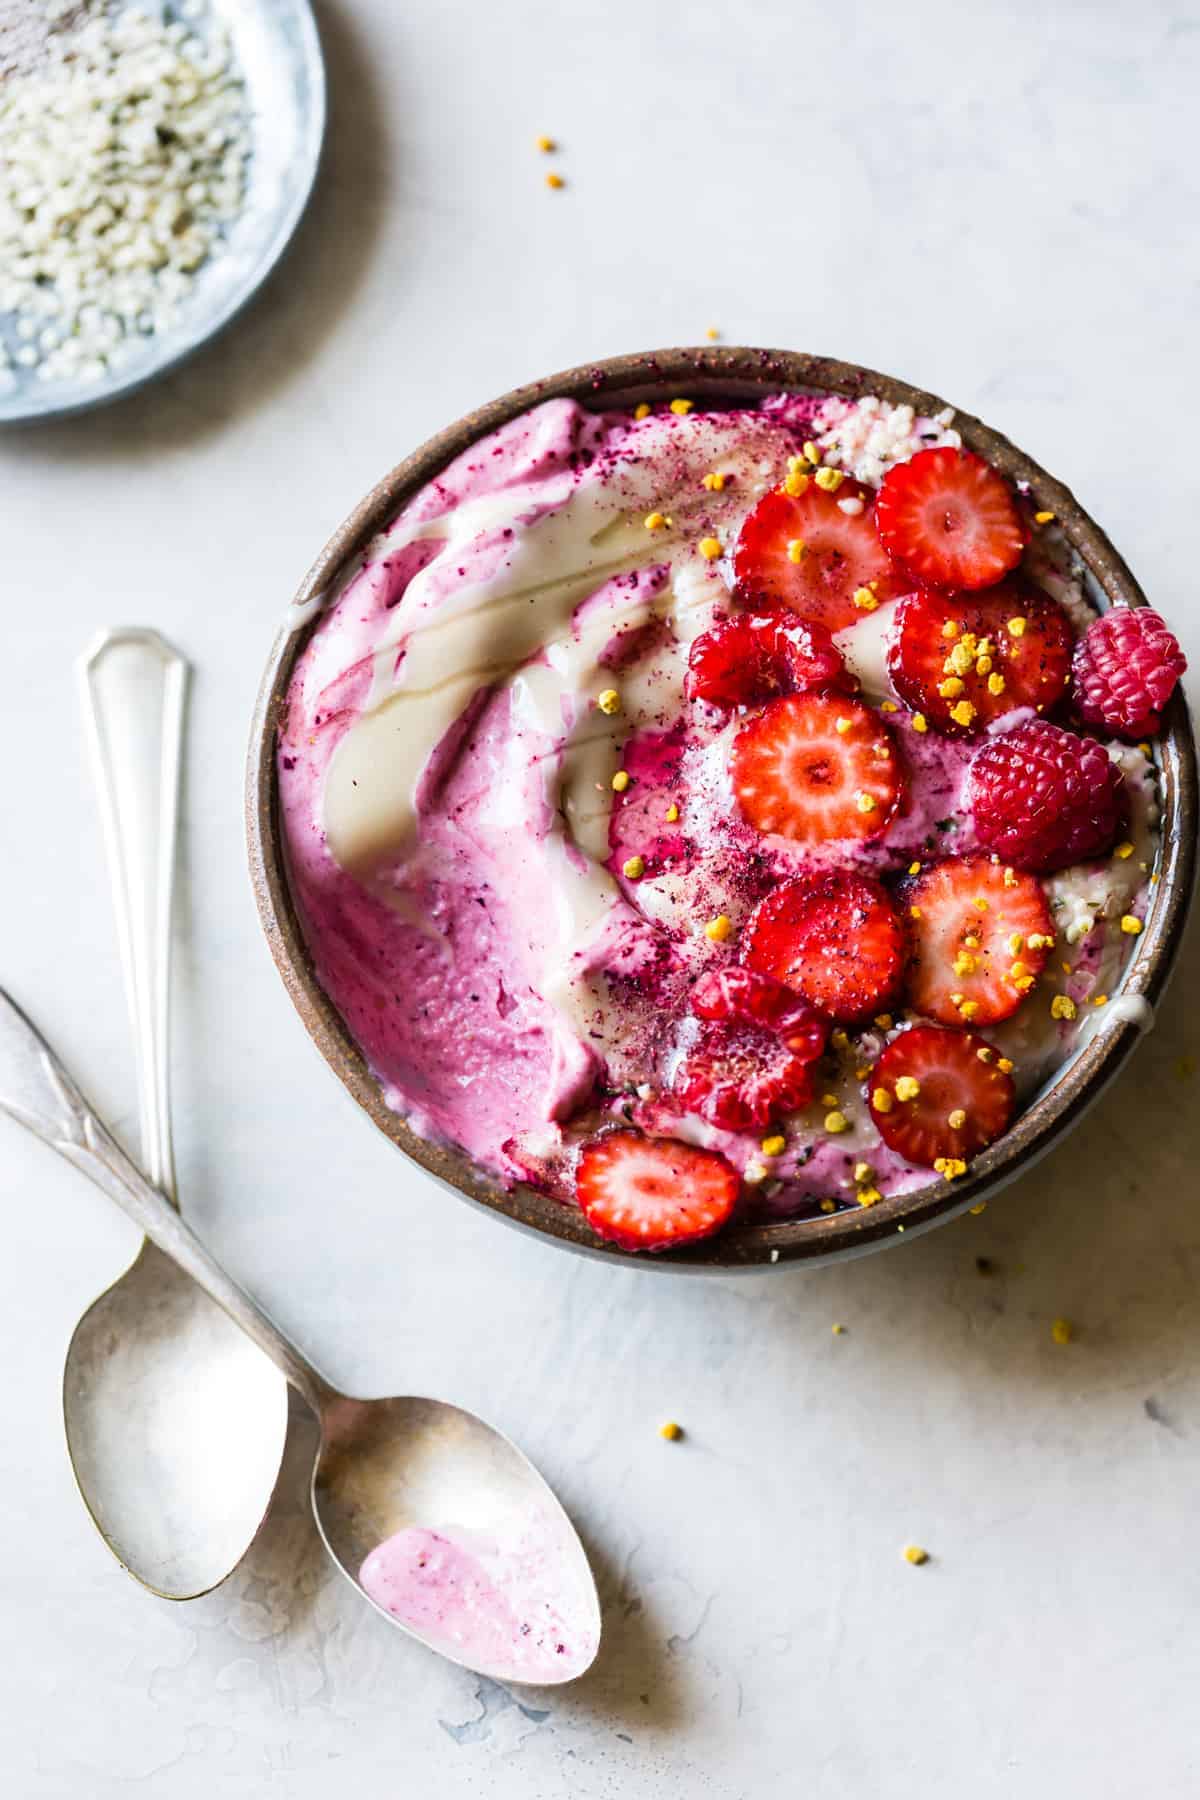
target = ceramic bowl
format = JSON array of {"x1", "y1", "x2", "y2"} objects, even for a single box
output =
[{"x1": 246, "y1": 348, "x2": 1197, "y2": 1269}]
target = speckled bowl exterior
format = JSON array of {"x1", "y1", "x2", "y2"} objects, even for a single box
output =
[{"x1": 246, "y1": 349, "x2": 1197, "y2": 1271}]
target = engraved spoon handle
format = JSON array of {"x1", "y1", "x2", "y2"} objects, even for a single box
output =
[
  {"x1": 78, "y1": 628, "x2": 187, "y2": 1201},
  {"x1": 0, "y1": 986, "x2": 335, "y2": 1416}
]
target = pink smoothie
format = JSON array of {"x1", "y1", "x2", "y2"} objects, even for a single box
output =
[{"x1": 359, "y1": 1520, "x2": 597, "y2": 1684}]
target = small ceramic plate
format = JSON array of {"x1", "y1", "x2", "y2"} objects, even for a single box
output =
[{"x1": 0, "y1": 0, "x2": 325, "y2": 425}]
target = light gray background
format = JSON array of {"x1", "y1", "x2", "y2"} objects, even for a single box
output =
[{"x1": 2, "y1": 1, "x2": 1198, "y2": 1794}]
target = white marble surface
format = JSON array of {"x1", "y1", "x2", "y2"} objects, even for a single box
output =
[{"x1": 2, "y1": 0, "x2": 1199, "y2": 1793}]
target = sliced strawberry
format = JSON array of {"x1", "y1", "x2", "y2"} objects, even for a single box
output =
[
  {"x1": 887, "y1": 580, "x2": 1072, "y2": 735},
  {"x1": 874, "y1": 446, "x2": 1027, "y2": 591},
  {"x1": 731, "y1": 693, "x2": 904, "y2": 845},
  {"x1": 867, "y1": 1024, "x2": 1015, "y2": 1168},
  {"x1": 744, "y1": 870, "x2": 904, "y2": 1023},
  {"x1": 685, "y1": 612, "x2": 850, "y2": 709},
  {"x1": 576, "y1": 1132, "x2": 740, "y2": 1251},
  {"x1": 732, "y1": 479, "x2": 902, "y2": 631},
  {"x1": 902, "y1": 857, "x2": 1054, "y2": 1027}
]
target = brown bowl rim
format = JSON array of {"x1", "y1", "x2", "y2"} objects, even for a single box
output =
[{"x1": 246, "y1": 347, "x2": 1197, "y2": 1271}]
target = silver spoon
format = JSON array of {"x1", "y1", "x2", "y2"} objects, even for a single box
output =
[
  {"x1": 63, "y1": 627, "x2": 288, "y2": 1599},
  {"x1": 1, "y1": 991, "x2": 601, "y2": 1683}
]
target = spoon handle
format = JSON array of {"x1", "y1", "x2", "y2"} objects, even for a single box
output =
[
  {"x1": 79, "y1": 628, "x2": 187, "y2": 1202},
  {"x1": 0, "y1": 987, "x2": 335, "y2": 1416}
]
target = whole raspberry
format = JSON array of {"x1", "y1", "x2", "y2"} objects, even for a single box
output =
[
  {"x1": 672, "y1": 1019, "x2": 822, "y2": 1130},
  {"x1": 685, "y1": 612, "x2": 850, "y2": 709},
  {"x1": 690, "y1": 964, "x2": 820, "y2": 1034},
  {"x1": 967, "y1": 720, "x2": 1129, "y2": 872},
  {"x1": 674, "y1": 967, "x2": 828, "y2": 1130},
  {"x1": 1072, "y1": 606, "x2": 1187, "y2": 740}
]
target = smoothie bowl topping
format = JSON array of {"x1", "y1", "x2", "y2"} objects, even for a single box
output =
[{"x1": 273, "y1": 374, "x2": 1188, "y2": 1256}]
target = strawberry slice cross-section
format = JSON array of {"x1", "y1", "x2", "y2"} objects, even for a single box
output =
[
  {"x1": 576, "y1": 1132, "x2": 740, "y2": 1252},
  {"x1": 867, "y1": 1024, "x2": 1016, "y2": 1169},
  {"x1": 903, "y1": 856, "x2": 1054, "y2": 1027},
  {"x1": 744, "y1": 869, "x2": 905, "y2": 1024},
  {"x1": 731, "y1": 692, "x2": 904, "y2": 845},
  {"x1": 732, "y1": 477, "x2": 902, "y2": 631},
  {"x1": 874, "y1": 446, "x2": 1027, "y2": 591},
  {"x1": 887, "y1": 580, "x2": 1073, "y2": 736}
]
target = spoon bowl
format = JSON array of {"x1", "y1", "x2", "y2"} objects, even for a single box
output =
[
  {"x1": 313, "y1": 1393, "x2": 600, "y2": 1683},
  {"x1": 63, "y1": 1241, "x2": 288, "y2": 1599}
]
